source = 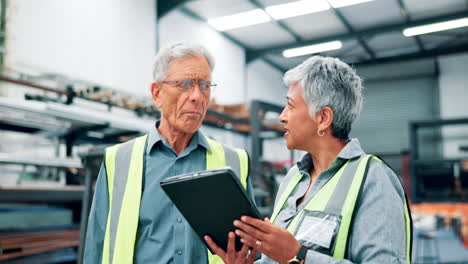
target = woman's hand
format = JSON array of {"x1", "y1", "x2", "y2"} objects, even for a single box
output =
[
  {"x1": 234, "y1": 216, "x2": 302, "y2": 264},
  {"x1": 205, "y1": 232, "x2": 257, "y2": 264}
]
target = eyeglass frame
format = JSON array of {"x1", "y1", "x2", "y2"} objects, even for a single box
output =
[{"x1": 161, "y1": 78, "x2": 217, "y2": 94}]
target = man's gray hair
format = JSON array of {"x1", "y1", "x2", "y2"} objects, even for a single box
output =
[
  {"x1": 283, "y1": 55, "x2": 363, "y2": 140},
  {"x1": 152, "y1": 42, "x2": 215, "y2": 82}
]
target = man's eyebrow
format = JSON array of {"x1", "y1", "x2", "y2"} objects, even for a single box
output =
[{"x1": 286, "y1": 96, "x2": 295, "y2": 103}]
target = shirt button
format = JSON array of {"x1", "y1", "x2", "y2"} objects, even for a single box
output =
[
  {"x1": 177, "y1": 249, "x2": 182, "y2": 255},
  {"x1": 177, "y1": 217, "x2": 182, "y2": 223}
]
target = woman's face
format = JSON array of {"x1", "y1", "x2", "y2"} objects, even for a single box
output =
[{"x1": 279, "y1": 82, "x2": 318, "y2": 151}]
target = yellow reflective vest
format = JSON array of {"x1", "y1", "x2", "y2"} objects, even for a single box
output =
[
  {"x1": 101, "y1": 134, "x2": 249, "y2": 264},
  {"x1": 270, "y1": 155, "x2": 412, "y2": 262}
]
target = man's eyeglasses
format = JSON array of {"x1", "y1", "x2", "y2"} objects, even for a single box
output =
[{"x1": 162, "y1": 79, "x2": 217, "y2": 94}]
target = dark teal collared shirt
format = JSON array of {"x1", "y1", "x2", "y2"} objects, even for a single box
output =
[{"x1": 84, "y1": 122, "x2": 254, "y2": 263}]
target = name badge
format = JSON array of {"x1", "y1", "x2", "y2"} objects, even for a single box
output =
[{"x1": 293, "y1": 210, "x2": 341, "y2": 255}]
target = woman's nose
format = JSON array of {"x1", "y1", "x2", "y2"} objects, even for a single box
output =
[{"x1": 279, "y1": 107, "x2": 287, "y2": 123}]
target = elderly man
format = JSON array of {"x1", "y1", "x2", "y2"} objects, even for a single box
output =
[{"x1": 84, "y1": 42, "x2": 255, "y2": 263}]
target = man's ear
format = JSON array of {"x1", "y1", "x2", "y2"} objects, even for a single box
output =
[
  {"x1": 151, "y1": 82, "x2": 163, "y2": 108},
  {"x1": 318, "y1": 106, "x2": 334, "y2": 132}
]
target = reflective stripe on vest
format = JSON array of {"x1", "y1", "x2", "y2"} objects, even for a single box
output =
[
  {"x1": 102, "y1": 135, "x2": 249, "y2": 264},
  {"x1": 270, "y1": 155, "x2": 412, "y2": 262}
]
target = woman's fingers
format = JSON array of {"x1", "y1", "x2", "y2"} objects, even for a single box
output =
[
  {"x1": 236, "y1": 229, "x2": 260, "y2": 249},
  {"x1": 207, "y1": 232, "x2": 258, "y2": 263},
  {"x1": 234, "y1": 220, "x2": 268, "y2": 241},
  {"x1": 237, "y1": 242, "x2": 248, "y2": 260},
  {"x1": 240, "y1": 216, "x2": 273, "y2": 233},
  {"x1": 227, "y1": 232, "x2": 236, "y2": 253},
  {"x1": 247, "y1": 249, "x2": 258, "y2": 263},
  {"x1": 204, "y1": 235, "x2": 226, "y2": 259}
]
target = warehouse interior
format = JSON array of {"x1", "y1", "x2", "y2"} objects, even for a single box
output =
[{"x1": 0, "y1": 0, "x2": 468, "y2": 263}]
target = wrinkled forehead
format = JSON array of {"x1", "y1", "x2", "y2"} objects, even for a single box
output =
[{"x1": 165, "y1": 56, "x2": 211, "y2": 80}]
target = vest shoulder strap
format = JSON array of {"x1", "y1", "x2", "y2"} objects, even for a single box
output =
[
  {"x1": 102, "y1": 135, "x2": 147, "y2": 264},
  {"x1": 270, "y1": 165, "x2": 301, "y2": 223},
  {"x1": 331, "y1": 154, "x2": 372, "y2": 259},
  {"x1": 205, "y1": 137, "x2": 249, "y2": 188}
]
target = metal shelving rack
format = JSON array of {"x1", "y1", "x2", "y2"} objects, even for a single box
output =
[
  {"x1": 1, "y1": 72, "x2": 289, "y2": 260},
  {"x1": 409, "y1": 117, "x2": 468, "y2": 203},
  {"x1": 0, "y1": 155, "x2": 84, "y2": 262},
  {"x1": 0, "y1": 155, "x2": 83, "y2": 203},
  {"x1": 250, "y1": 100, "x2": 289, "y2": 216}
]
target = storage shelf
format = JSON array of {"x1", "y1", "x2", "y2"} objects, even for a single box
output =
[
  {"x1": 0, "y1": 154, "x2": 82, "y2": 169},
  {"x1": 0, "y1": 186, "x2": 85, "y2": 203}
]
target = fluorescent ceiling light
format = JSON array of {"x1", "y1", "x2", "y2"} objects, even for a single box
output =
[
  {"x1": 283, "y1": 41, "x2": 343, "y2": 58},
  {"x1": 265, "y1": 0, "x2": 330, "y2": 20},
  {"x1": 207, "y1": 0, "x2": 376, "y2": 31},
  {"x1": 208, "y1": 9, "x2": 270, "y2": 31},
  {"x1": 403, "y1": 17, "x2": 468, "y2": 37},
  {"x1": 328, "y1": 0, "x2": 375, "y2": 8}
]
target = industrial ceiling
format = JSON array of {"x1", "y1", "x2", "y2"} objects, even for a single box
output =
[{"x1": 158, "y1": 0, "x2": 468, "y2": 71}]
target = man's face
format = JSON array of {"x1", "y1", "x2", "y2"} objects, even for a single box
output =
[
  {"x1": 151, "y1": 56, "x2": 211, "y2": 134},
  {"x1": 279, "y1": 82, "x2": 317, "y2": 151}
]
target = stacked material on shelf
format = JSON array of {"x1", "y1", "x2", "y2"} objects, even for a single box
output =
[
  {"x1": 206, "y1": 99, "x2": 284, "y2": 133},
  {"x1": 206, "y1": 99, "x2": 250, "y2": 132},
  {"x1": 0, "y1": 229, "x2": 79, "y2": 261},
  {"x1": 218, "y1": 104, "x2": 250, "y2": 120},
  {"x1": 0, "y1": 98, "x2": 153, "y2": 134},
  {"x1": 208, "y1": 99, "x2": 249, "y2": 119}
]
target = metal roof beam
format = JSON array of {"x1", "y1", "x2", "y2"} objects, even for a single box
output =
[
  {"x1": 326, "y1": 1, "x2": 376, "y2": 60},
  {"x1": 351, "y1": 43, "x2": 468, "y2": 66},
  {"x1": 262, "y1": 57, "x2": 287, "y2": 73},
  {"x1": 249, "y1": 0, "x2": 303, "y2": 42},
  {"x1": 157, "y1": 0, "x2": 192, "y2": 18},
  {"x1": 179, "y1": 7, "x2": 247, "y2": 49},
  {"x1": 179, "y1": 7, "x2": 286, "y2": 72},
  {"x1": 396, "y1": 0, "x2": 425, "y2": 52},
  {"x1": 247, "y1": 10, "x2": 468, "y2": 60}
]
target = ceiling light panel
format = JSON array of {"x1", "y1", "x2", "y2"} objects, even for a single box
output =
[
  {"x1": 403, "y1": 17, "x2": 468, "y2": 36},
  {"x1": 208, "y1": 9, "x2": 271, "y2": 31},
  {"x1": 226, "y1": 22, "x2": 297, "y2": 49},
  {"x1": 185, "y1": 0, "x2": 256, "y2": 20},
  {"x1": 265, "y1": 0, "x2": 330, "y2": 20},
  {"x1": 328, "y1": 0, "x2": 375, "y2": 8},
  {"x1": 277, "y1": 11, "x2": 348, "y2": 39},
  {"x1": 283, "y1": 41, "x2": 343, "y2": 58}
]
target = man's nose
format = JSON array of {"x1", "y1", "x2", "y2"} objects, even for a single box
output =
[{"x1": 189, "y1": 83, "x2": 204, "y2": 101}]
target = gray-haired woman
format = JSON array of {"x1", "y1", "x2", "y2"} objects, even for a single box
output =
[{"x1": 206, "y1": 56, "x2": 412, "y2": 264}]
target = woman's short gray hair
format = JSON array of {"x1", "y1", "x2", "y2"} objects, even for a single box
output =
[
  {"x1": 284, "y1": 55, "x2": 363, "y2": 140},
  {"x1": 152, "y1": 42, "x2": 215, "y2": 82}
]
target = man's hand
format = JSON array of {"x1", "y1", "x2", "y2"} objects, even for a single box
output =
[
  {"x1": 234, "y1": 216, "x2": 302, "y2": 264},
  {"x1": 205, "y1": 232, "x2": 257, "y2": 264}
]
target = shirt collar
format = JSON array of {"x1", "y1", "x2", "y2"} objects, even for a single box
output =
[
  {"x1": 297, "y1": 138, "x2": 365, "y2": 171},
  {"x1": 146, "y1": 121, "x2": 211, "y2": 154},
  {"x1": 337, "y1": 138, "x2": 365, "y2": 160}
]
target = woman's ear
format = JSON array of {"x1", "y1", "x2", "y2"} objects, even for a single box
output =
[
  {"x1": 151, "y1": 82, "x2": 163, "y2": 108},
  {"x1": 318, "y1": 106, "x2": 334, "y2": 132}
]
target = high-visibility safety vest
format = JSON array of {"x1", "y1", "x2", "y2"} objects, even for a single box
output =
[
  {"x1": 270, "y1": 154, "x2": 412, "y2": 262},
  {"x1": 101, "y1": 134, "x2": 249, "y2": 264}
]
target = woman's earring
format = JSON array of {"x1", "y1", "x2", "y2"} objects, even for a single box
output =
[{"x1": 317, "y1": 129, "x2": 325, "y2": 137}]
